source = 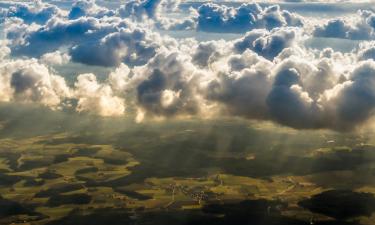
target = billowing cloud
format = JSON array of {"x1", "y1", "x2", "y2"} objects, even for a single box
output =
[
  {"x1": 320, "y1": 61, "x2": 375, "y2": 130},
  {"x1": 205, "y1": 48, "x2": 375, "y2": 130},
  {"x1": 4, "y1": 5, "x2": 177, "y2": 67},
  {"x1": 8, "y1": 16, "x2": 128, "y2": 57},
  {"x1": 2, "y1": 0, "x2": 61, "y2": 24},
  {"x1": 117, "y1": 0, "x2": 194, "y2": 31},
  {"x1": 192, "y1": 40, "x2": 228, "y2": 68},
  {"x1": 108, "y1": 63, "x2": 132, "y2": 93},
  {"x1": 134, "y1": 50, "x2": 202, "y2": 117},
  {"x1": 41, "y1": 50, "x2": 71, "y2": 65},
  {"x1": 204, "y1": 53, "x2": 273, "y2": 119},
  {"x1": 266, "y1": 61, "x2": 322, "y2": 128},
  {"x1": 0, "y1": 40, "x2": 10, "y2": 60},
  {"x1": 357, "y1": 41, "x2": 375, "y2": 61},
  {"x1": 118, "y1": 0, "x2": 181, "y2": 20},
  {"x1": 233, "y1": 27, "x2": 300, "y2": 60},
  {"x1": 68, "y1": 0, "x2": 115, "y2": 19},
  {"x1": 0, "y1": 58, "x2": 70, "y2": 107},
  {"x1": 195, "y1": 3, "x2": 303, "y2": 33},
  {"x1": 70, "y1": 27, "x2": 163, "y2": 67},
  {"x1": 74, "y1": 73, "x2": 125, "y2": 116},
  {"x1": 313, "y1": 10, "x2": 375, "y2": 40}
]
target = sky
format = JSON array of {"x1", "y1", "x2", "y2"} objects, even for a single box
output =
[{"x1": 1, "y1": 0, "x2": 375, "y2": 131}]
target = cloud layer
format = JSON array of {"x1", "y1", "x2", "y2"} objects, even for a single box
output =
[{"x1": 1, "y1": 0, "x2": 375, "y2": 131}]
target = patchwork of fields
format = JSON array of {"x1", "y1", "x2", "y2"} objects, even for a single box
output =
[{"x1": 0, "y1": 120, "x2": 375, "y2": 225}]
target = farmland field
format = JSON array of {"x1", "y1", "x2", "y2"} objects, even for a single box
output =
[{"x1": 0, "y1": 107, "x2": 374, "y2": 225}]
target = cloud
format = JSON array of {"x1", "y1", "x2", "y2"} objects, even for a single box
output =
[
  {"x1": 70, "y1": 27, "x2": 162, "y2": 67},
  {"x1": 68, "y1": 0, "x2": 115, "y2": 19},
  {"x1": 313, "y1": 10, "x2": 375, "y2": 40},
  {"x1": 266, "y1": 64, "x2": 321, "y2": 128},
  {"x1": 192, "y1": 40, "x2": 228, "y2": 68},
  {"x1": 6, "y1": 15, "x2": 162, "y2": 67},
  {"x1": 74, "y1": 73, "x2": 125, "y2": 116},
  {"x1": 228, "y1": 49, "x2": 269, "y2": 72},
  {"x1": 357, "y1": 41, "x2": 375, "y2": 61},
  {"x1": 204, "y1": 57, "x2": 273, "y2": 119},
  {"x1": 0, "y1": 40, "x2": 10, "y2": 60},
  {"x1": 0, "y1": 57, "x2": 124, "y2": 117},
  {"x1": 196, "y1": 43, "x2": 374, "y2": 130},
  {"x1": 134, "y1": 50, "x2": 202, "y2": 118},
  {"x1": 4, "y1": 7, "x2": 176, "y2": 67},
  {"x1": 117, "y1": 0, "x2": 192, "y2": 31},
  {"x1": 3, "y1": 0, "x2": 61, "y2": 24},
  {"x1": 0, "y1": 58, "x2": 70, "y2": 107},
  {"x1": 9, "y1": 16, "x2": 131, "y2": 57},
  {"x1": 108, "y1": 63, "x2": 132, "y2": 93},
  {"x1": 118, "y1": 0, "x2": 181, "y2": 20},
  {"x1": 118, "y1": 0, "x2": 161, "y2": 19},
  {"x1": 200, "y1": 49, "x2": 324, "y2": 128},
  {"x1": 195, "y1": 3, "x2": 303, "y2": 33},
  {"x1": 41, "y1": 50, "x2": 71, "y2": 65},
  {"x1": 320, "y1": 60, "x2": 375, "y2": 130},
  {"x1": 233, "y1": 27, "x2": 300, "y2": 60},
  {"x1": 155, "y1": 16, "x2": 196, "y2": 31}
]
